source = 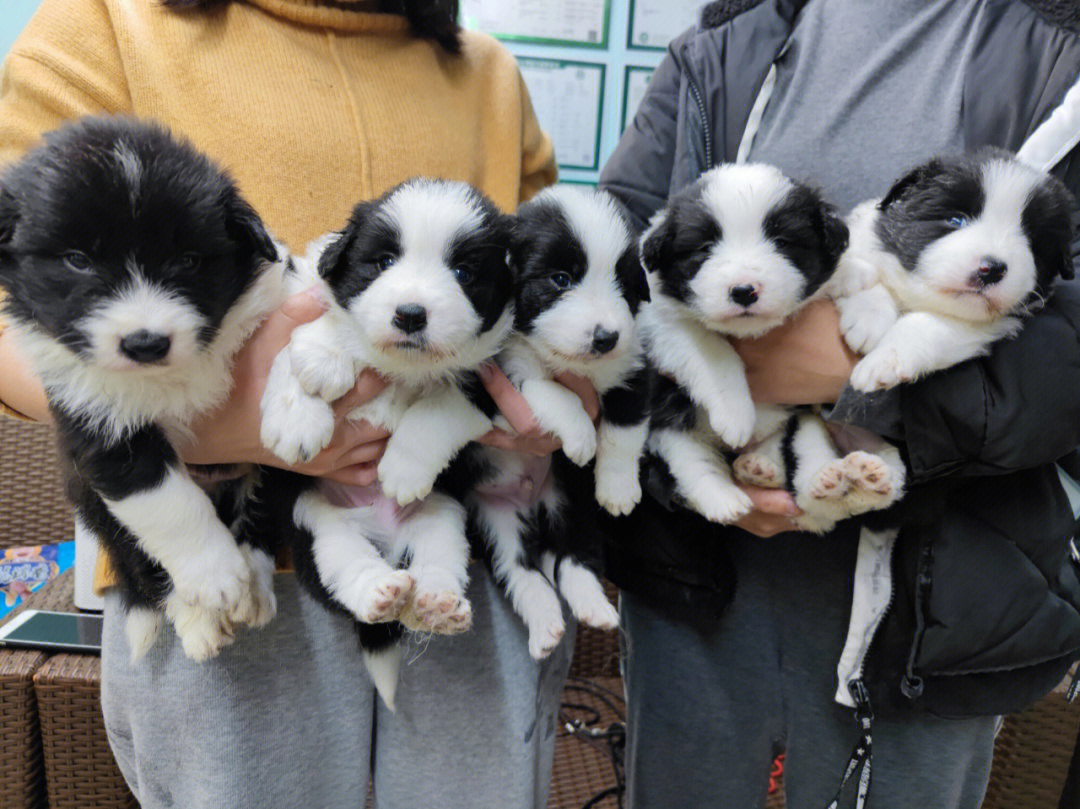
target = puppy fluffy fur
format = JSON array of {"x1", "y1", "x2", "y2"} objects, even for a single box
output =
[
  {"x1": 258, "y1": 178, "x2": 514, "y2": 706},
  {"x1": 641, "y1": 164, "x2": 902, "y2": 531},
  {"x1": 0, "y1": 117, "x2": 285, "y2": 661},
  {"x1": 470, "y1": 185, "x2": 650, "y2": 659}
]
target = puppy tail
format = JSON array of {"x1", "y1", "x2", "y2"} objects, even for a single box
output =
[
  {"x1": 125, "y1": 607, "x2": 164, "y2": 663},
  {"x1": 362, "y1": 645, "x2": 404, "y2": 711}
]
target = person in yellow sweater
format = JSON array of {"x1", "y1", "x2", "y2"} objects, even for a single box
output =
[{"x1": 0, "y1": 1, "x2": 592, "y2": 806}]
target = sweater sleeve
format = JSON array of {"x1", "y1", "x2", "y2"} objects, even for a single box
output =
[
  {"x1": 0, "y1": 0, "x2": 132, "y2": 420},
  {"x1": 517, "y1": 71, "x2": 557, "y2": 203}
]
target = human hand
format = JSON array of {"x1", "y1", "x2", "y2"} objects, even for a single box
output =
[
  {"x1": 476, "y1": 363, "x2": 601, "y2": 456},
  {"x1": 733, "y1": 299, "x2": 860, "y2": 405},
  {"x1": 731, "y1": 484, "x2": 804, "y2": 537},
  {"x1": 181, "y1": 287, "x2": 391, "y2": 486}
]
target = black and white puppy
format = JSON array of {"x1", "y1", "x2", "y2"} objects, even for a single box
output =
[
  {"x1": 259, "y1": 179, "x2": 513, "y2": 706},
  {"x1": 470, "y1": 185, "x2": 649, "y2": 659},
  {"x1": 0, "y1": 117, "x2": 285, "y2": 660},
  {"x1": 835, "y1": 148, "x2": 1075, "y2": 392},
  {"x1": 641, "y1": 163, "x2": 876, "y2": 529}
]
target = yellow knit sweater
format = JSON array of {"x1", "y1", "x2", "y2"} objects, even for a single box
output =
[{"x1": 0, "y1": 0, "x2": 557, "y2": 591}]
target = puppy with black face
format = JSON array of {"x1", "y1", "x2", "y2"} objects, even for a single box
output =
[
  {"x1": 641, "y1": 164, "x2": 852, "y2": 525},
  {"x1": 0, "y1": 117, "x2": 286, "y2": 661},
  {"x1": 834, "y1": 148, "x2": 1075, "y2": 392},
  {"x1": 258, "y1": 178, "x2": 513, "y2": 706},
  {"x1": 469, "y1": 185, "x2": 649, "y2": 659}
]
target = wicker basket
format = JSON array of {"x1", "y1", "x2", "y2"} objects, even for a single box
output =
[
  {"x1": 0, "y1": 418, "x2": 73, "y2": 550},
  {"x1": 0, "y1": 648, "x2": 49, "y2": 809},
  {"x1": 34, "y1": 653, "x2": 138, "y2": 809}
]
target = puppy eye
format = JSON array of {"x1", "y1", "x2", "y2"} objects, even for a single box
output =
[
  {"x1": 176, "y1": 253, "x2": 201, "y2": 272},
  {"x1": 452, "y1": 266, "x2": 475, "y2": 284},
  {"x1": 946, "y1": 216, "x2": 969, "y2": 229},
  {"x1": 374, "y1": 254, "x2": 395, "y2": 271},
  {"x1": 550, "y1": 272, "x2": 572, "y2": 290},
  {"x1": 63, "y1": 251, "x2": 93, "y2": 274}
]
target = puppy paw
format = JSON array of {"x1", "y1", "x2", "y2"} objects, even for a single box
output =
[
  {"x1": 260, "y1": 388, "x2": 336, "y2": 464},
  {"x1": 345, "y1": 569, "x2": 415, "y2": 624},
  {"x1": 228, "y1": 546, "x2": 277, "y2": 628},
  {"x1": 399, "y1": 591, "x2": 473, "y2": 635},
  {"x1": 842, "y1": 451, "x2": 903, "y2": 513},
  {"x1": 560, "y1": 423, "x2": 598, "y2": 467},
  {"x1": 685, "y1": 479, "x2": 754, "y2": 524},
  {"x1": 733, "y1": 452, "x2": 782, "y2": 487},
  {"x1": 595, "y1": 466, "x2": 642, "y2": 516},
  {"x1": 169, "y1": 537, "x2": 252, "y2": 614},
  {"x1": 806, "y1": 459, "x2": 851, "y2": 502},
  {"x1": 290, "y1": 342, "x2": 360, "y2": 402},
  {"x1": 166, "y1": 599, "x2": 236, "y2": 662},
  {"x1": 850, "y1": 347, "x2": 915, "y2": 392},
  {"x1": 377, "y1": 446, "x2": 439, "y2": 505},
  {"x1": 839, "y1": 301, "x2": 892, "y2": 355},
  {"x1": 559, "y1": 563, "x2": 618, "y2": 631},
  {"x1": 707, "y1": 394, "x2": 757, "y2": 449},
  {"x1": 528, "y1": 619, "x2": 566, "y2": 661},
  {"x1": 124, "y1": 608, "x2": 164, "y2": 662}
]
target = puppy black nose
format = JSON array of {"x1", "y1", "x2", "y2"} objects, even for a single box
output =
[
  {"x1": 592, "y1": 326, "x2": 619, "y2": 355},
  {"x1": 392, "y1": 304, "x2": 427, "y2": 334},
  {"x1": 976, "y1": 259, "x2": 1007, "y2": 286},
  {"x1": 729, "y1": 284, "x2": 759, "y2": 307},
  {"x1": 119, "y1": 330, "x2": 171, "y2": 363}
]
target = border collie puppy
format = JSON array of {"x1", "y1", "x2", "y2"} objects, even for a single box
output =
[
  {"x1": 470, "y1": 185, "x2": 649, "y2": 659},
  {"x1": 833, "y1": 148, "x2": 1075, "y2": 392},
  {"x1": 259, "y1": 179, "x2": 513, "y2": 705},
  {"x1": 0, "y1": 117, "x2": 285, "y2": 660},
  {"x1": 640, "y1": 163, "x2": 882, "y2": 529}
]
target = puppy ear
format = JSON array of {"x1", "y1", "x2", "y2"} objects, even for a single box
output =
[
  {"x1": 817, "y1": 203, "x2": 850, "y2": 266},
  {"x1": 223, "y1": 191, "x2": 277, "y2": 264},
  {"x1": 640, "y1": 208, "x2": 674, "y2": 274},
  {"x1": 317, "y1": 201, "x2": 371, "y2": 283},
  {"x1": 0, "y1": 187, "x2": 18, "y2": 247},
  {"x1": 879, "y1": 158, "x2": 945, "y2": 211},
  {"x1": 616, "y1": 244, "x2": 650, "y2": 307}
]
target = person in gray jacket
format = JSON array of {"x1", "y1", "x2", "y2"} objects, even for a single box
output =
[{"x1": 599, "y1": 1, "x2": 1080, "y2": 807}]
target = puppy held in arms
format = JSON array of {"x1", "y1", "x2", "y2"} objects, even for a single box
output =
[
  {"x1": 0, "y1": 117, "x2": 286, "y2": 661},
  {"x1": 470, "y1": 185, "x2": 650, "y2": 660},
  {"x1": 641, "y1": 164, "x2": 904, "y2": 533},
  {"x1": 834, "y1": 148, "x2": 1075, "y2": 392},
  {"x1": 258, "y1": 178, "x2": 514, "y2": 707}
]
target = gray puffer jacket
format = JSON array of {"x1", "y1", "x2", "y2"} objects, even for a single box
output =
[{"x1": 599, "y1": 0, "x2": 1080, "y2": 719}]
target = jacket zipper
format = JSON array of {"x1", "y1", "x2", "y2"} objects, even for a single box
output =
[
  {"x1": 681, "y1": 45, "x2": 714, "y2": 169},
  {"x1": 901, "y1": 539, "x2": 935, "y2": 701}
]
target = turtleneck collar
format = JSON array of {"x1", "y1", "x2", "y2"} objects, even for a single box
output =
[{"x1": 241, "y1": 0, "x2": 412, "y2": 34}]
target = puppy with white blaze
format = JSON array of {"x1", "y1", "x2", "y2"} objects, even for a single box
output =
[
  {"x1": 0, "y1": 117, "x2": 286, "y2": 661},
  {"x1": 834, "y1": 148, "x2": 1075, "y2": 392},
  {"x1": 258, "y1": 178, "x2": 514, "y2": 706},
  {"x1": 640, "y1": 163, "x2": 891, "y2": 531},
  {"x1": 470, "y1": 185, "x2": 650, "y2": 660}
]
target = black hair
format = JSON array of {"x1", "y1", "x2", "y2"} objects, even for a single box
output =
[{"x1": 160, "y1": 0, "x2": 461, "y2": 53}]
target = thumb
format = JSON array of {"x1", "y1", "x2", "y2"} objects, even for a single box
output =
[{"x1": 278, "y1": 285, "x2": 328, "y2": 326}]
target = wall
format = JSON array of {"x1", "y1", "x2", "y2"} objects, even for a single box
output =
[{"x1": 1, "y1": 1, "x2": 41, "y2": 58}]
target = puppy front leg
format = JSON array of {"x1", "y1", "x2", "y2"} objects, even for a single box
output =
[
  {"x1": 287, "y1": 308, "x2": 366, "y2": 401},
  {"x1": 519, "y1": 378, "x2": 598, "y2": 465},
  {"x1": 99, "y1": 463, "x2": 251, "y2": 614},
  {"x1": 835, "y1": 283, "x2": 900, "y2": 355},
  {"x1": 648, "y1": 428, "x2": 752, "y2": 524},
  {"x1": 646, "y1": 310, "x2": 755, "y2": 447},
  {"x1": 260, "y1": 349, "x2": 336, "y2": 464},
  {"x1": 850, "y1": 312, "x2": 1020, "y2": 392},
  {"x1": 786, "y1": 412, "x2": 853, "y2": 534},
  {"x1": 594, "y1": 366, "x2": 651, "y2": 515},
  {"x1": 378, "y1": 386, "x2": 492, "y2": 504}
]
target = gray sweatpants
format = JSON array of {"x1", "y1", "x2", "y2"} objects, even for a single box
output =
[
  {"x1": 620, "y1": 531, "x2": 998, "y2": 809},
  {"x1": 101, "y1": 568, "x2": 572, "y2": 809}
]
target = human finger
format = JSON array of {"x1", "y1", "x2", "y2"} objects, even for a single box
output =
[
  {"x1": 477, "y1": 427, "x2": 562, "y2": 456},
  {"x1": 321, "y1": 462, "x2": 379, "y2": 487},
  {"x1": 477, "y1": 363, "x2": 541, "y2": 435},
  {"x1": 332, "y1": 369, "x2": 391, "y2": 414}
]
